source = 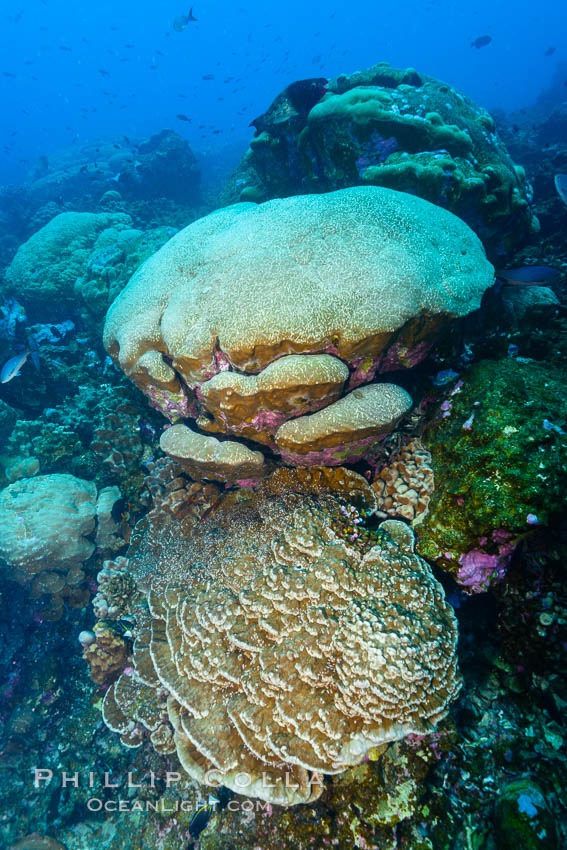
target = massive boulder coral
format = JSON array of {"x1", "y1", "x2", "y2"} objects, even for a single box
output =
[
  {"x1": 2, "y1": 211, "x2": 132, "y2": 319},
  {"x1": 104, "y1": 186, "x2": 493, "y2": 470},
  {"x1": 226, "y1": 61, "x2": 537, "y2": 258},
  {"x1": 0, "y1": 473, "x2": 123, "y2": 618},
  {"x1": 102, "y1": 468, "x2": 462, "y2": 805},
  {"x1": 160, "y1": 423, "x2": 267, "y2": 484},
  {"x1": 74, "y1": 224, "x2": 176, "y2": 319}
]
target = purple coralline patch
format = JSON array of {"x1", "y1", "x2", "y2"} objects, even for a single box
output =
[
  {"x1": 234, "y1": 477, "x2": 264, "y2": 488},
  {"x1": 356, "y1": 133, "x2": 400, "y2": 176},
  {"x1": 250, "y1": 409, "x2": 294, "y2": 431},
  {"x1": 379, "y1": 340, "x2": 433, "y2": 372},
  {"x1": 213, "y1": 349, "x2": 232, "y2": 372},
  {"x1": 457, "y1": 550, "x2": 508, "y2": 592},
  {"x1": 279, "y1": 432, "x2": 386, "y2": 468},
  {"x1": 147, "y1": 386, "x2": 194, "y2": 422},
  {"x1": 348, "y1": 355, "x2": 381, "y2": 389},
  {"x1": 457, "y1": 531, "x2": 517, "y2": 593}
]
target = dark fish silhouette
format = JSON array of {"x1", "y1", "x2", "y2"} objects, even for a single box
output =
[
  {"x1": 189, "y1": 803, "x2": 213, "y2": 837},
  {"x1": 544, "y1": 46, "x2": 556, "y2": 56},
  {"x1": 189, "y1": 795, "x2": 218, "y2": 837},
  {"x1": 250, "y1": 78, "x2": 328, "y2": 134},
  {"x1": 176, "y1": 113, "x2": 191, "y2": 122},
  {"x1": 173, "y1": 7, "x2": 197, "y2": 31},
  {"x1": 471, "y1": 35, "x2": 492, "y2": 48},
  {"x1": 496, "y1": 266, "x2": 559, "y2": 286}
]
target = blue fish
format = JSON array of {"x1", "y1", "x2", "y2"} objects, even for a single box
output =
[
  {"x1": 431, "y1": 369, "x2": 459, "y2": 386},
  {"x1": 543, "y1": 419, "x2": 565, "y2": 436},
  {"x1": 555, "y1": 174, "x2": 567, "y2": 206},
  {"x1": 0, "y1": 351, "x2": 29, "y2": 383},
  {"x1": 496, "y1": 266, "x2": 559, "y2": 286}
]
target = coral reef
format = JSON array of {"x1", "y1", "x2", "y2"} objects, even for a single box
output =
[
  {"x1": 92, "y1": 556, "x2": 137, "y2": 620},
  {"x1": 416, "y1": 358, "x2": 567, "y2": 591},
  {"x1": 0, "y1": 473, "x2": 123, "y2": 618},
  {"x1": 2, "y1": 381, "x2": 161, "y2": 506},
  {"x1": 82, "y1": 624, "x2": 129, "y2": 686},
  {"x1": 0, "y1": 56, "x2": 565, "y2": 850},
  {"x1": 0, "y1": 129, "x2": 202, "y2": 273},
  {"x1": 102, "y1": 468, "x2": 461, "y2": 805},
  {"x1": 139, "y1": 455, "x2": 221, "y2": 530},
  {"x1": 74, "y1": 224, "x2": 176, "y2": 320},
  {"x1": 226, "y1": 61, "x2": 537, "y2": 258},
  {"x1": 372, "y1": 436, "x2": 434, "y2": 523},
  {"x1": 3, "y1": 212, "x2": 132, "y2": 319},
  {"x1": 104, "y1": 185, "x2": 493, "y2": 467}
]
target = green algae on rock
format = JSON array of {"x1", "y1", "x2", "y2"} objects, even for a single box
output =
[
  {"x1": 494, "y1": 779, "x2": 559, "y2": 850},
  {"x1": 226, "y1": 61, "x2": 538, "y2": 259},
  {"x1": 416, "y1": 358, "x2": 567, "y2": 591}
]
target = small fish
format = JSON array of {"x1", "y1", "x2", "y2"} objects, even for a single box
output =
[
  {"x1": 496, "y1": 266, "x2": 559, "y2": 286},
  {"x1": 544, "y1": 46, "x2": 556, "y2": 56},
  {"x1": 0, "y1": 351, "x2": 29, "y2": 383},
  {"x1": 27, "y1": 335, "x2": 41, "y2": 371},
  {"x1": 471, "y1": 35, "x2": 492, "y2": 49},
  {"x1": 190, "y1": 795, "x2": 218, "y2": 837},
  {"x1": 543, "y1": 419, "x2": 565, "y2": 436},
  {"x1": 173, "y1": 7, "x2": 197, "y2": 31},
  {"x1": 176, "y1": 113, "x2": 191, "y2": 122},
  {"x1": 431, "y1": 369, "x2": 459, "y2": 386},
  {"x1": 115, "y1": 617, "x2": 136, "y2": 638},
  {"x1": 554, "y1": 174, "x2": 567, "y2": 205}
]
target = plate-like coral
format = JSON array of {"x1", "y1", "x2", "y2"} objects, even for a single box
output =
[{"x1": 102, "y1": 468, "x2": 462, "y2": 805}]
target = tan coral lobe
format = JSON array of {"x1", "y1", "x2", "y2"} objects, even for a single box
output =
[{"x1": 159, "y1": 424, "x2": 266, "y2": 483}]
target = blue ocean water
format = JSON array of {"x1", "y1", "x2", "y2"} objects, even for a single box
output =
[{"x1": 1, "y1": 0, "x2": 566, "y2": 186}]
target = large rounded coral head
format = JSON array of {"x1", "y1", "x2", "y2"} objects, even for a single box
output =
[{"x1": 103, "y1": 186, "x2": 493, "y2": 467}]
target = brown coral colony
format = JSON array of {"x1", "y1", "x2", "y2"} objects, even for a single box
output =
[
  {"x1": 102, "y1": 470, "x2": 462, "y2": 805},
  {"x1": 92, "y1": 183, "x2": 486, "y2": 804}
]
